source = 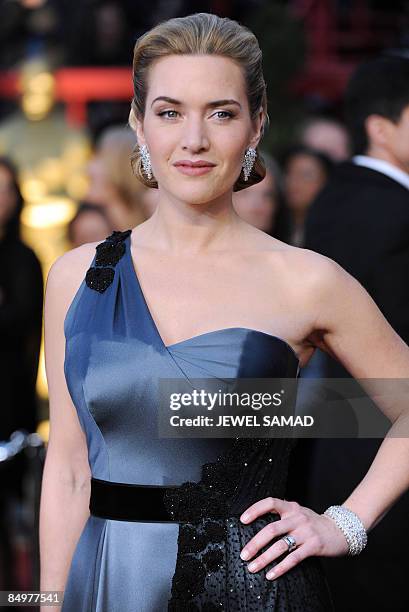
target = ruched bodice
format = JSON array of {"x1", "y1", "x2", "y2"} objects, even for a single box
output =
[{"x1": 61, "y1": 230, "x2": 333, "y2": 612}]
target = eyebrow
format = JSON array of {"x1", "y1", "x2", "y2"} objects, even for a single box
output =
[{"x1": 151, "y1": 96, "x2": 241, "y2": 109}]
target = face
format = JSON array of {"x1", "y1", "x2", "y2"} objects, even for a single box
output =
[
  {"x1": 70, "y1": 211, "x2": 112, "y2": 248},
  {"x1": 0, "y1": 166, "x2": 18, "y2": 227},
  {"x1": 86, "y1": 144, "x2": 117, "y2": 206},
  {"x1": 233, "y1": 170, "x2": 277, "y2": 232},
  {"x1": 97, "y1": 3, "x2": 125, "y2": 48},
  {"x1": 135, "y1": 54, "x2": 263, "y2": 205},
  {"x1": 284, "y1": 154, "x2": 327, "y2": 212},
  {"x1": 302, "y1": 122, "x2": 350, "y2": 162}
]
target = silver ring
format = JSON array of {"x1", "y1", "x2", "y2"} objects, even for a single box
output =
[{"x1": 281, "y1": 534, "x2": 297, "y2": 553}]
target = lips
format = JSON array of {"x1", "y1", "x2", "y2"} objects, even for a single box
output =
[
  {"x1": 173, "y1": 160, "x2": 216, "y2": 167},
  {"x1": 173, "y1": 161, "x2": 216, "y2": 177}
]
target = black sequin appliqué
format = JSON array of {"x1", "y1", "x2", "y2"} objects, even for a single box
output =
[
  {"x1": 163, "y1": 439, "x2": 269, "y2": 523},
  {"x1": 166, "y1": 439, "x2": 267, "y2": 610},
  {"x1": 85, "y1": 229, "x2": 131, "y2": 293},
  {"x1": 167, "y1": 438, "x2": 334, "y2": 611}
]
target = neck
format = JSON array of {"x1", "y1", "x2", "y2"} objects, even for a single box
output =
[
  {"x1": 134, "y1": 189, "x2": 244, "y2": 254},
  {"x1": 291, "y1": 209, "x2": 306, "y2": 227},
  {"x1": 364, "y1": 146, "x2": 409, "y2": 175}
]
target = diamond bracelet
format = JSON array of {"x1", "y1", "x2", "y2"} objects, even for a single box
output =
[{"x1": 323, "y1": 505, "x2": 368, "y2": 556}]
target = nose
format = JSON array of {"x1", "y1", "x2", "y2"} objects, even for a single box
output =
[{"x1": 180, "y1": 115, "x2": 210, "y2": 152}]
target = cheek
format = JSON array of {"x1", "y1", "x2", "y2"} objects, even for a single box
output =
[
  {"x1": 0, "y1": 196, "x2": 16, "y2": 218},
  {"x1": 303, "y1": 181, "x2": 321, "y2": 200},
  {"x1": 88, "y1": 160, "x2": 105, "y2": 182},
  {"x1": 144, "y1": 123, "x2": 174, "y2": 153},
  {"x1": 400, "y1": 129, "x2": 409, "y2": 153},
  {"x1": 224, "y1": 137, "x2": 246, "y2": 167}
]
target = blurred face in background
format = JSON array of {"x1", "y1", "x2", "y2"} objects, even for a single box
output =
[
  {"x1": 96, "y1": 2, "x2": 127, "y2": 56},
  {"x1": 233, "y1": 170, "x2": 277, "y2": 232},
  {"x1": 86, "y1": 127, "x2": 150, "y2": 227},
  {"x1": 69, "y1": 209, "x2": 112, "y2": 249},
  {"x1": 140, "y1": 188, "x2": 159, "y2": 218},
  {"x1": 0, "y1": 165, "x2": 17, "y2": 228},
  {"x1": 302, "y1": 120, "x2": 350, "y2": 162},
  {"x1": 284, "y1": 153, "x2": 327, "y2": 214},
  {"x1": 87, "y1": 141, "x2": 118, "y2": 206}
]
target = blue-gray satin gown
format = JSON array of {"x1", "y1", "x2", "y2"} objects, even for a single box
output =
[{"x1": 61, "y1": 230, "x2": 334, "y2": 612}]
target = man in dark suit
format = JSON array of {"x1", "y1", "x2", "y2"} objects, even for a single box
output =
[{"x1": 292, "y1": 55, "x2": 409, "y2": 612}]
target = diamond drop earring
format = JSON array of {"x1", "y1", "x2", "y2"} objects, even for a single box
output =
[
  {"x1": 139, "y1": 143, "x2": 153, "y2": 180},
  {"x1": 242, "y1": 147, "x2": 257, "y2": 181}
]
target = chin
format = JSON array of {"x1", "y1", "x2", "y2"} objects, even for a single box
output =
[{"x1": 169, "y1": 181, "x2": 225, "y2": 204}]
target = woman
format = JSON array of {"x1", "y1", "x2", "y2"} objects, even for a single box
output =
[
  {"x1": 232, "y1": 149, "x2": 280, "y2": 232},
  {"x1": 0, "y1": 156, "x2": 43, "y2": 590},
  {"x1": 86, "y1": 124, "x2": 152, "y2": 230},
  {"x1": 67, "y1": 202, "x2": 112, "y2": 249},
  {"x1": 40, "y1": 13, "x2": 409, "y2": 612},
  {"x1": 282, "y1": 145, "x2": 333, "y2": 247},
  {"x1": 233, "y1": 149, "x2": 292, "y2": 242}
]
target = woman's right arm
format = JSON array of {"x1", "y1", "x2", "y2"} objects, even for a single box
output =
[{"x1": 39, "y1": 244, "x2": 95, "y2": 611}]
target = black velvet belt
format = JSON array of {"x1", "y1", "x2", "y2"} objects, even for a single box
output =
[{"x1": 89, "y1": 477, "x2": 181, "y2": 522}]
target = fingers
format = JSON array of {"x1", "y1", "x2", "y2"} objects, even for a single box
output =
[
  {"x1": 265, "y1": 541, "x2": 315, "y2": 581},
  {"x1": 240, "y1": 516, "x2": 298, "y2": 561},
  {"x1": 239, "y1": 499, "x2": 325, "y2": 580},
  {"x1": 245, "y1": 528, "x2": 305, "y2": 574},
  {"x1": 240, "y1": 497, "x2": 300, "y2": 524}
]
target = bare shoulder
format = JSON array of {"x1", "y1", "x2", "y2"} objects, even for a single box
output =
[
  {"x1": 276, "y1": 244, "x2": 358, "y2": 310},
  {"x1": 256, "y1": 230, "x2": 344, "y2": 283},
  {"x1": 236, "y1": 222, "x2": 351, "y2": 294},
  {"x1": 285, "y1": 246, "x2": 358, "y2": 298},
  {"x1": 277, "y1": 244, "x2": 345, "y2": 282},
  {"x1": 45, "y1": 241, "x2": 99, "y2": 318},
  {"x1": 253, "y1": 233, "x2": 360, "y2": 333},
  {"x1": 277, "y1": 244, "x2": 375, "y2": 345},
  {"x1": 245, "y1": 226, "x2": 335, "y2": 272},
  {"x1": 48, "y1": 241, "x2": 98, "y2": 289}
]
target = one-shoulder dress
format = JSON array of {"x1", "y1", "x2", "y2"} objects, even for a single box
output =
[{"x1": 61, "y1": 229, "x2": 334, "y2": 612}]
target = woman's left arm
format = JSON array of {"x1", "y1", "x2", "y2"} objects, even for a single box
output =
[
  {"x1": 308, "y1": 254, "x2": 409, "y2": 532},
  {"x1": 240, "y1": 253, "x2": 409, "y2": 580}
]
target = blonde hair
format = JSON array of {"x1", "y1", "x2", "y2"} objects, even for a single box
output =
[
  {"x1": 97, "y1": 126, "x2": 147, "y2": 219},
  {"x1": 128, "y1": 12, "x2": 269, "y2": 192}
]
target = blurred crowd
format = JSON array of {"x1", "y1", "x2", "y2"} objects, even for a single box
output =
[{"x1": 0, "y1": 1, "x2": 408, "y2": 611}]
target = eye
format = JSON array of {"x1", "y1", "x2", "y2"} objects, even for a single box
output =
[
  {"x1": 157, "y1": 110, "x2": 179, "y2": 119},
  {"x1": 157, "y1": 110, "x2": 234, "y2": 120},
  {"x1": 213, "y1": 111, "x2": 233, "y2": 120}
]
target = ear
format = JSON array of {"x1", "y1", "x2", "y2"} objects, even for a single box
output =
[
  {"x1": 133, "y1": 113, "x2": 146, "y2": 147},
  {"x1": 365, "y1": 114, "x2": 391, "y2": 148},
  {"x1": 248, "y1": 108, "x2": 265, "y2": 149}
]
